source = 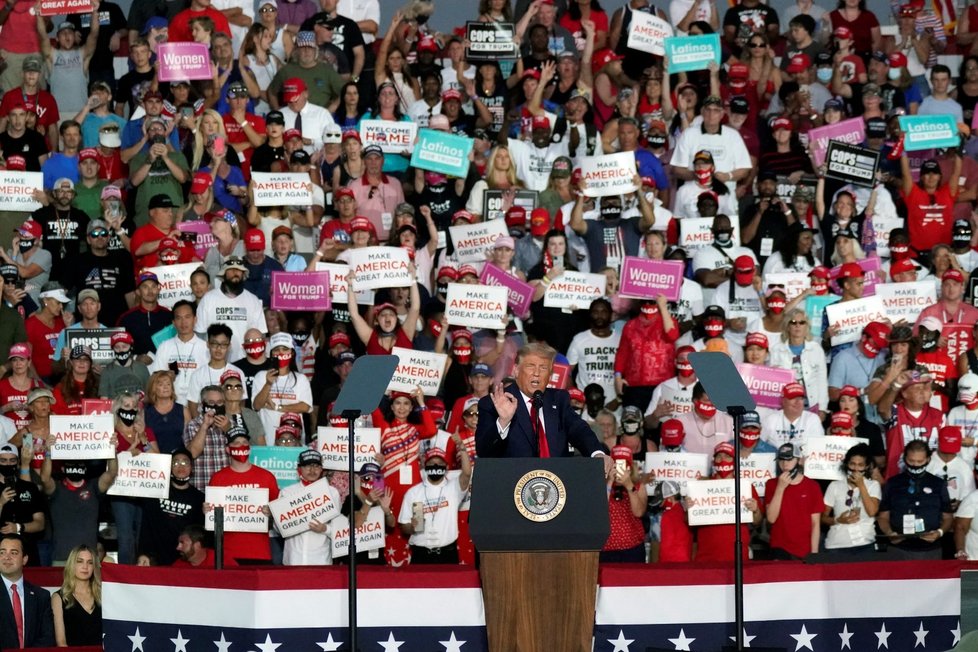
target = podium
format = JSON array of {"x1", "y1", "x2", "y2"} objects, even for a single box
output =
[{"x1": 469, "y1": 457, "x2": 610, "y2": 652}]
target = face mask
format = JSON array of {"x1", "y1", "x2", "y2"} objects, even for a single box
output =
[
  {"x1": 811, "y1": 280, "x2": 829, "y2": 295},
  {"x1": 714, "y1": 230, "x2": 732, "y2": 246},
  {"x1": 859, "y1": 335, "x2": 882, "y2": 359},
  {"x1": 739, "y1": 430, "x2": 761, "y2": 448},
  {"x1": 714, "y1": 460, "x2": 734, "y2": 477},
  {"x1": 274, "y1": 352, "x2": 293, "y2": 366},
  {"x1": 171, "y1": 475, "x2": 191, "y2": 487},
  {"x1": 415, "y1": 13, "x2": 429, "y2": 25},
  {"x1": 115, "y1": 349, "x2": 133, "y2": 365},
  {"x1": 292, "y1": 331, "x2": 310, "y2": 345},
  {"x1": 695, "y1": 169, "x2": 713, "y2": 186},
  {"x1": 225, "y1": 278, "x2": 244, "y2": 294},
  {"x1": 424, "y1": 171, "x2": 446, "y2": 186},
  {"x1": 704, "y1": 319, "x2": 724, "y2": 338},
  {"x1": 817, "y1": 68, "x2": 833, "y2": 83},
  {"x1": 906, "y1": 462, "x2": 927, "y2": 476},
  {"x1": 888, "y1": 68, "x2": 901, "y2": 80},
  {"x1": 640, "y1": 303, "x2": 658, "y2": 317},
  {"x1": 64, "y1": 466, "x2": 86, "y2": 482},
  {"x1": 649, "y1": 135, "x2": 667, "y2": 149},
  {"x1": 453, "y1": 345, "x2": 472, "y2": 364},
  {"x1": 428, "y1": 318, "x2": 443, "y2": 337},
  {"x1": 18, "y1": 240, "x2": 34, "y2": 253},
  {"x1": 160, "y1": 251, "x2": 179, "y2": 264},
  {"x1": 228, "y1": 445, "x2": 251, "y2": 463},
  {"x1": 767, "y1": 297, "x2": 786, "y2": 314},
  {"x1": 117, "y1": 408, "x2": 138, "y2": 427},
  {"x1": 694, "y1": 400, "x2": 716, "y2": 419},
  {"x1": 622, "y1": 420, "x2": 641, "y2": 435},
  {"x1": 425, "y1": 465, "x2": 447, "y2": 480},
  {"x1": 244, "y1": 341, "x2": 266, "y2": 357},
  {"x1": 920, "y1": 332, "x2": 939, "y2": 352},
  {"x1": 676, "y1": 359, "x2": 695, "y2": 378},
  {"x1": 0, "y1": 465, "x2": 16, "y2": 479},
  {"x1": 600, "y1": 203, "x2": 621, "y2": 221}
]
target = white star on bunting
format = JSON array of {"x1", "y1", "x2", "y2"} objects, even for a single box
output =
[{"x1": 789, "y1": 624, "x2": 817, "y2": 651}]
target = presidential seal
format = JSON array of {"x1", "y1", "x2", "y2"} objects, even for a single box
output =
[{"x1": 514, "y1": 470, "x2": 566, "y2": 522}]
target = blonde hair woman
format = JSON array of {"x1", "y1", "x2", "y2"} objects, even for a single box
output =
[
  {"x1": 52, "y1": 544, "x2": 102, "y2": 646},
  {"x1": 465, "y1": 145, "x2": 524, "y2": 218}
]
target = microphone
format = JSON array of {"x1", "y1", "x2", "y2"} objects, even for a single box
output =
[{"x1": 531, "y1": 390, "x2": 543, "y2": 406}]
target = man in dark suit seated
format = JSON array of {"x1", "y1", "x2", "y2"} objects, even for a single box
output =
[
  {"x1": 476, "y1": 342, "x2": 612, "y2": 471},
  {"x1": 0, "y1": 533, "x2": 55, "y2": 648}
]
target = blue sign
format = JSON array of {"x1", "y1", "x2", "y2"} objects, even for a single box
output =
[
  {"x1": 410, "y1": 129, "x2": 473, "y2": 178},
  {"x1": 899, "y1": 114, "x2": 960, "y2": 151},
  {"x1": 805, "y1": 294, "x2": 840, "y2": 338},
  {"x1": 250, "y1": 445, "x2": 303, "y2": 488},
  {"x1": 663, "y1": 34, "x2": 721, "y2": 73}
]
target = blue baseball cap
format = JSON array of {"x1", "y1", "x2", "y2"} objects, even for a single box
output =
[
  {"x1": 142, "y1": 16, "x2": 168, "y2": 35},
  {"x1": 470, "y1": 363, "x2": 492, "y2": 377}
]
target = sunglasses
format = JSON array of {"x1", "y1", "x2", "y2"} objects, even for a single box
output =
[
  {"x1": 224, "y1": 383, "x2": 243, "y2": 390},
  {"x1": 845, "y1": 488, "x2": 854, "y2": 507},
  {"x1": 789, "y1": 320, "x2": 807, "y2": 326},
  {"x1": 260, "y1": 6, "x2": 276, "y2": 11},
  {"x1": 748, "y1": 42, "x2": 765, "y2": 48},
  {"x1": 463, "y1": 410, "x2": 478, "y2": 417},
  {"x1": 89, "y1": 229, "x2": 109, "y2": 237}
]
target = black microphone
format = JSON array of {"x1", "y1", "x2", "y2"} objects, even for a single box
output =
[{"x1": 531, "y1": 390, "x2": 543, "y2": 406}]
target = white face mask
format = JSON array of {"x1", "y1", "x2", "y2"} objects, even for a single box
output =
[
  {"x1": 817, "y1": 68, "x2": 833, "y2": 83},
  {"x1": 888, "y1": 68, "x2": 901, "y2": 80}
]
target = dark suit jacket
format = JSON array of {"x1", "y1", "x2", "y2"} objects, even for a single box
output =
[
  {"x1": 475, "y1": 386, "x2": 606, "y2": 458},
  {"x1": 0, "y1": 578, "x2": 55, "y2": 649}
]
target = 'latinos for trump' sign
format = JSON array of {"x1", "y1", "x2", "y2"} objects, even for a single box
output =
[
  {"x1": 663, "y1": 34, "x2": 721, "y2": 72},
  {"x1": 410, "y1": 129, "x2": 473, "y2": 178},
  {"x1": 157, "y1": 42, "x2": 212, "y2": 82},
  {"x1": 899, "y1": 114, "x2": 960, "y2": 151}
]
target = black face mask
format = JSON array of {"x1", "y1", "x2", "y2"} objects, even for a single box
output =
[
  {"x1": 600, "y1": 204, "x2": 621, "y2": 221},
  {"x1": 425, "y1": 465, "x2": 447, "y2": 480},
  {"x1": 64, "y1": 466, "x2": 86, "y2": 482},
  {"x1": 18, "y1": 240, "x2": 33, "y2": 254},
  {"x1": 415, "y1": 13, "x2": 429, "y2": 25},
  {"x1": 117, "y1": 408, "x2": 138, "y2": 427},
  {"x1": 292, "y1": 331, "x2": 310, "y2": 345},
  {"x1": 171, "y1": 476, "x2": 191, "y2": 487},
  {"x1": 115, "y1": 349, "x2": 133, "y2": 365},
  {"x1": 649, "y1": 135, "x2": 667, "y2": 149},
  {"x1": 0, "y1": 465, "x2": 16, "y2": 479},
  {"x1": 920, "y1": 332, "x2": 939, "y2": 352},
  {"x1": 906, "y1": 462, "x2": 927, "y2": 476}
]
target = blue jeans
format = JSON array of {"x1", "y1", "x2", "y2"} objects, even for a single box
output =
[{"x1": 111, "y1": 499, "x2": 142, "y2": 565}]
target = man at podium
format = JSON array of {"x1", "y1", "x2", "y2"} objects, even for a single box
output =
[{"x1": 475, "y1": 343, "x2": 612, "y2": 468}]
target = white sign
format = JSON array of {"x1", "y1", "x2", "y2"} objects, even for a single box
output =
[
  {"x1": 50, "y1": 414, "x2": 115, "y2": 460},
  {"x1": 685, "y1": 478, "x2": 753, "y2": 526},
  {"x1": 389, "y1": 347, "x2": 447, "y2": 395},
  {"x1": 449, "y1": 220, "x2": 509, "y2": 263},
  {"x1": 803, "y1": 436, "x2": 868, "y2": 481},
  {"x1": 347, "y1": 246, "x2": 412, "y2": 291},
  {"x1": 543, "y1": 271, "x2": 606, "y2": 310},
  {"x1": 739, "y1": 453, "x2": 776, "y2": 498},
  {"x1": 107, "y1": 452, "x2": 171, "y2": 499},
  {"x1": 268, "y1": 477, "x2": 340, "y2": 538},
  {"x1": 763, "y1": 272, "x2": 810, "y2": 301},
  {"x1": 825, "y1": 296, "x2": 888, "y2": 345},
  {"x1": 251, "y1": 172, "x2": 313, "y2": 207},
  {"x1": 204, "y1": 486, "x2": 270, "y2": 533},
  {"x1": 626, "y1": 11, "x2": 673, "y2": 55},
  {"x1": 873, "y1": 214, "x2": 904, "y2": 258},
  {"x1": 359, "y1": 119, "x2": 417, "y2": 153},
  {"x1": 314, "y1": 262, "x2": 375, "y2": 305},
  {"x1": 444, "y1": 283, "x2": 508, "y2": 330},
  {"x1": 147, "y1": 262, "x2": 199, "y2": 309},
  {"x1": 877, "y1": 281, "x2": 939, "y2": 323},
  {"x1": 329, "y1": 509, "x2": 386, "y2": 558},
  {"x1": 0, "y1": 172, "x2": 43, "y2": 212},
  {"x1": 643, "y1": 452, "x2": 709, "y2": 491},
  {"x1": 318, "y1": 427, "x2": 382, "y2": 472},
  {"x1": 679, "y1": 217, "x2": 741, "y2": 251},
  {"x1": 580, "y1": 152, "x2": 639, "y2": 198}
]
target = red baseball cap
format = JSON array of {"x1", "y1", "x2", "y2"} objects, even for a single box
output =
[
  {"x1": 809, "y1": 266, "x2": 831, "y2": 280},
  {"x1": 890, "y1": 258, "x2": 917, "y2": 279},
  {"x1": 437, "y1": 266, "x2": 458, "y2": 281},
  {"x1": 329, "y1": 332, "x2": 351, "y2": 348},
  {"x1": 350, "y1": 216, "x2": 372, "y2": 233},
  {"x1": 734, "y1": 255, "x2": 756, "y2": 286},
  {"x1": 282, "y1": 77, "x2": 307, "y2": 103},
  {"x1": 158, "y1": 236, "x2": 181, "y2": 252},
  {"x1": 245, "y1": 228, "x2": 265, "y2": 250},
  {"x1": 863, "y1": 321, "x2": 891, "y2": 350},
  {"x1": 833, "y1": 26, "x2": 853, "y2": 39},
  {"x1": 839, "y1": 385, "x2": 860, "y2": 398},
  {"x1": 786, "y1": 53, "x2": 811, "y2": 73},
  {"x1": 830, "y1": 411, "x2": 853, "y2": 431},
  {"x1": 714, "y1": 441, "x2": 736, "y2": 457},
  {"x1": 888, "y1": 51, "x2": 908, "y2": 68},
  {"x1": 939, "y1": 426, "x2": 963, "y2": 453},
  {"x1": 15, "y1": 220, "x2": 42, "y2": 240},
  {"x1": 944, "y1": 269, "x2": 965, "y2": 283},
  {"x1": 611, "y1": 444, "x2": 633, "y2": 462},
  {"x1": 505, "y1": 205, "x2": 527, "y2": 227},
  {"x1": 568, "y1": 387, "x2": 585, "y2": 402},
  {"x1": 5, "y1": 155, "x2": 26, "y2": 171},
  {"x1": 782, "y1": 382, "x2": 805, "y2": 399},
  {"x1": 745, "y1": 332, "x2": 769, "y2": 350},
  {"x1": 110, "y1": 331, "x2": 134, "y2": 347},
  {"x1": 530, "y1": 208, "x2": 549, "y2": 236},
  {"x1": 531, "y1": 115, "x2": 551, "y2": 131},
  {"x1": 660, "y1": 419, "x2": 684, "y2": 447},
  {"x1": 836, "y1": 261, "x2": 864, "y2": 280},
  {"x1": 457, "y1": 264, "x2": 479, "y2": 278},
  {"x1": 190, "y1": 171, "x2": 212, "y2": 195},
  {"x1": 335, "y1": 186, "x2": 355, "y2": 200},
  {"x1": 771, "y1": 117, "x2": 793, "y2": 132}
]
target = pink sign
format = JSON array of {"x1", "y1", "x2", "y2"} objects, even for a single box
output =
[
  {"x1": 807, "y1": 118, "x2": 866, "y2": 168},
  {"x1": 177, "y1": 221, "x2": 218, "y2": 260},
  {"x1": 271, "y1": 271, "x2": 331, "y2": 311},
  {"x1": 619, "y1": 257, "x2": 684, "y2": 302},
  {"x1": 736, "y1": 363, "x2": 796, "y2": 410},
  {"x1": 480, "y1": 263, "x2": 534, "y2": 318},
  {"x1": 40, "y1": 0, "x2": 93, "y2": 16},
  {"x1": 829, "y1": 256, "x2": 883, "y2": 297},
  {"x1": 944, "y1": 324, "x2": 973, "y2": 364},
  {"x1": 157, "y1": 43, "x2": 213, "y2": 82}
]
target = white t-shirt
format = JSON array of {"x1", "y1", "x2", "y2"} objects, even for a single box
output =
[
  {"x1": 668, "y1": 0, "x2": 712, "y2": 34},
  {"x1": 252, "y1": 370, "x2": 314, "y2": 443},
  {"x1": 195, "y1": 288, "x2": 268, "y2": 360},
  {"x1": 338, "y1": 0, "x2": 380, "y2": 43},
  {"x1": 211, "y1": 0, "x2": 254, "y2": 53},
  {"x1": 673, "y1": 182, "x2": 738, "y2": 219},
  {"x1": 823, "y1": 477, "x2": 882, "y2": 549},
  {"x1": 927, "y1": 454, "x2": 976, "y2": 503},
  {"x1": 945, "y1": 405, "x2": 978, "y2": 466},
  {"x1": 186, "y1": 362, "x2": 247, "y2": 408},
  {"x1": 149, "y1": 335, "x2": 210, "y2": 405},
  {"x1": 0, "y1": 414, "x2": 17, "y2": 446},
  {"x1": 955, "y1": 490, "x2": 978, "y2": 559},
  {"x1": 566, "y1": 329, "x2": 621, "y2": 399},
  {"x1": 643, "y1": 376, "x2": 696, "y2": 419},
  {"x1": 282, "y1": 482, "x2": 342, "y2": 565},
  {"x1": 691, "y1": 245, "x2": 757, "y2": 305},
  {"x1": 398, "y1": 475, "x2": 466, "y2": 548},
  {"x1": 760, "y1": 410, "x2": 823, "y2": 450},
  {"x1": 669, "y1": 125, "x2": 751, "y2": 195},
  {"x1": 407, "y1": 99, "x2": 441, "y2": 129},
  {"x1": 507, "y1": 137, "x2": 570, "y2": 192},
  {"x1": 281, "y1": 104, "x2": 337, "y2": 154}
]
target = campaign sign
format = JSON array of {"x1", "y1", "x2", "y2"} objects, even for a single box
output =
[
  {"x1": 330, "y1": 508, "x2": 386, "y2": 558},
  {"x1": 249, "y1": 446, "x2": 302, "y2": 489},
  {"x1": 314, "y1": 262, "x2": 375, "y2": 305},
  {"x1": 251, "y1": 172, "x2": 313, "y2": 207},
  {"x1": 269, "y1": 477, "x2": 340, "y2": 538},
  {"x1": 548, "y1": 361, "x2": 570, "y2": 389},
  {"x1": 389, "y1": 347, "x2": 447, "y2": 395},
  {"x1": 347, "y1": 246, "x2": 412, "y2": 291},
  {"x1": 410, "y1": 129, "x2": 473, "y2": 178},
  {"x1": 763, "y1": 272, "x2": 810, "y2": 301},
  {"x1": 317, "y1": 427, "x2": 382, "y2": 472},
  {"x1": 739, "y1": 453, "x2": 776, "y2": 498},
  {"x1": 157, "y1": 42, "x2": 212, "y2": 82},
  {"x1": 619, "y1": 257, "x2": 684, "y2": 301},
  {"x1": 803, "y1": 436, "x2": 868, "y2": 481},
  {"x1": 679, "y1": 217, "x2": 741, "y2": 251},
  {"x1": 483, "y1": 189, "x2": 538, "y2": 222},
  {"x1": 899, "y1": 114, "x2": 960, "y2": 151},
  {"x1": 176, "y1": 221, "x2": 218, "y2": 260},
  {"x1": 685, "y1": 478, "x2": 753, "y2": 526},
  {"x1": 0, "y1": 172, "x2": 43, "y2": 212},
  {"x1": 944, "y1": 324, "x2": 974, "y2": 364},
  {"x1": 204, "y1": 487, "x2": 269, "y2": 533},
  {"x1": 444, "y1": 283, "x2": 508, "y2": 330},
  {"x1": 643, "y1": 452, "x2": 709, "y2": 490},
  {"x1": 877, "y1": 281, "x2": 939, "y2": 323},
  {"x1": 736, "y1": 363, "x2": 796, "y2": 410},
  {"x1": 449, "y1": 219, "x2": 509, "y2": 263},
  {"x1": 107, "y1": 452, "x2": 171, "y2": 499},
  {"x1": 663, "y1": 34, "x2": 721, "y2": 73},
  {"x1": 829, "y1": 256, "x2": 883, "y2": 297},
  {"x1": 805, "y1": 293, "x2": 840, "y2": 338},
  {"x1": 825, "y1": 142, "x2": 880, "y2": 188},
  {"x1": 465, "y1": 21, "x2": 519, "y2": 60},
  {"x1": 359, "y1": 119, "x2": 417, "y2": 154},
  {"x1": 480, "y1": 263, "x2": 534, "y2": 318},
  {"x1": 872, "y1": 214, "x2": 904, "y2": 258},
  {"x1": 544, "y1": 271, "x2": 606, "y2": 310},
  {"x1": 65, "y1": 328, "x2": 124, "y2": 366},
  {"x1": 270, "y1": 271, "x2": 331, "y2": 312},
  {"x1": 147, "y1": 262, "x2": 199, "y2": 309},
  {"x1": 580, "y1": 152, "x2": 639, "y2": 198},
  {"x1": 825, "y1": 296, "x2": 888, "y2": 345},
  {"x1": 81, "y1": 399, "x2": 113, "y2": 415},
  {"x1": 807, "y1": 118, "x2": 867, "y2": 168},
  {"x1": 40, "y1": 0, "x2": 94, "y2": 15},
  {"x1": 50, "y1": 414, "x2": 114, "y2": 460},
  {"x1": 626, "y1": 11, "x2": 673, "y2": 55}
]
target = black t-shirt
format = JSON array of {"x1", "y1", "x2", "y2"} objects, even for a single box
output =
[
  {"x1": 115, "y1": 69, "x2": 156, "y2": 116},
  {"x1": 32, "y1": 205, "x2": 91, "y2": 281},
  {"x1": 300, "y1": 13, "x2": 365, "y2": 67},
  {"x1": 139, "y1": 482, "x2": 204, "y2": 565},
  {"x1": 127, "y1": 0, "x2": 188, "y2": 32},
  {"x1": 63, "y1": 249, "x2": 135, "y2": 326},
  {"x1": 415, "y1": 183, "x2": 463, "y2": 233},
  {"x1": 0, "y1": 477, "x2": 43, "y2": 564},
  {"x1": 0, "y1": 129, "x2": 49, "y2": 170},
  {"x1": 66, "y1": 2, "x2": 127, "y2": 75},
  {"x1": 723, "y1": 3, "x2": 779, "y2": 53},
  {"x1": 251, "y1": 143, "x2": 287, "y2": 173}
]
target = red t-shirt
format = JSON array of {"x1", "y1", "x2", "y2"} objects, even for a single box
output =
[
  {"x1": 222, "y1": 113, "x2": 266, "y2": 181},
  {"x1": 0, "y1": 377, "x2": 42, "y2": 431},
  {"x1": 828, "y1": 9, "x2": 880, "y2": 55},
  {"x1": 604, "y1": 487, "x2": 647, "y2": 551},
  {"x1": 0, "y1": 89, "x2": 59, "y2": 129},
  {"x1": 903, "y1": 184, "x2": 956, "y2": 253},
  {"x1": 916, "y1": 349, "x2": 958, "y2": 412},
  {"x1": 130, "y1": 223, "x2": 196, "y2": 270},
  {"x1": 115, "y1": 427, "x2": 158, "y2": 454},
  {"x1": 366, "y1": 328, "x2": 413, "y2": 355},
  {"x1": 96, "y1": 150, "x2": 128, "y2": 183},
  {"x1": 658, "y1": 500, "x2": 692, "y2": 562},
  {"x1": 763, "y1": 476, "x2": 824, "y2": 559},
  {"x1": 168, "y1": 8, "x2": 232, "y2": 43},
  {"x1": 51, "y1": 382, "x2": 90, "y2": 416},
  {"x1": 25, "y1": 314, "x2": 64, "y2": 379},
  {"x1": 208, "y1": 464, "x2": 280, "y2": 563}
]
